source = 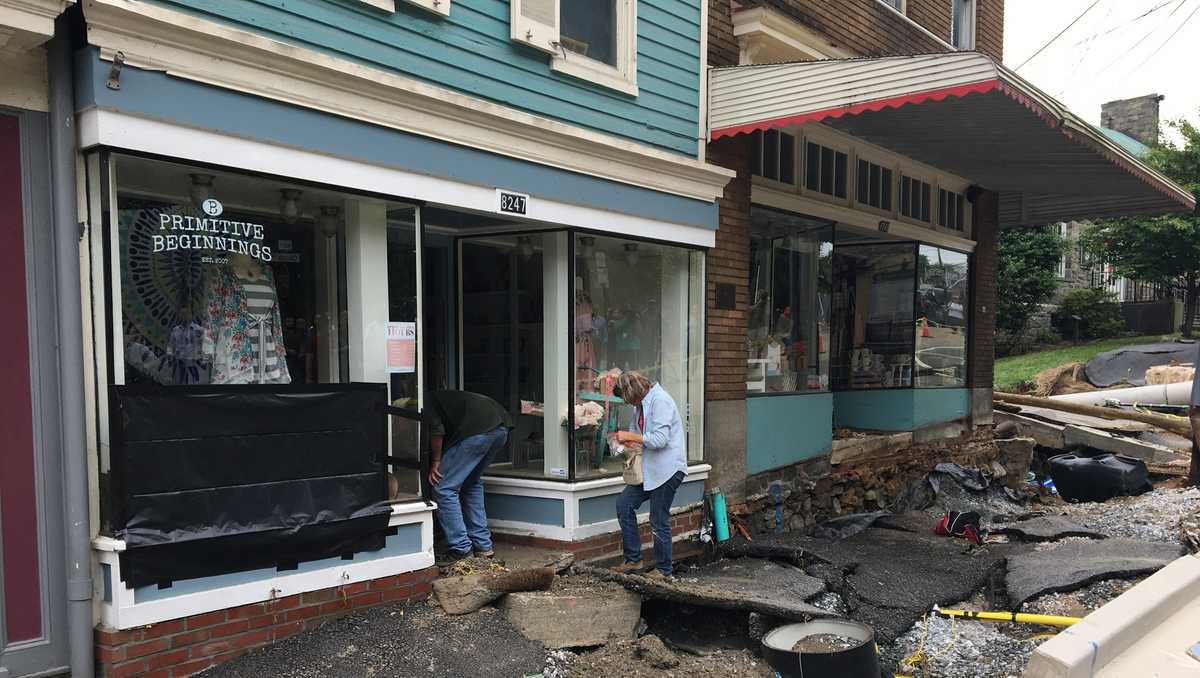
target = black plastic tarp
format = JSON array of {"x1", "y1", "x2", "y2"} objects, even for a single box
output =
[
  {"x1": 110, "y1": 384, "x2": 394, "y2": 588},
  {"x1": 1084, "y1": 340, "x2": 1197, "y2": 387}
]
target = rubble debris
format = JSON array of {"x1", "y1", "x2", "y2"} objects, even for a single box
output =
[
  {"x1": 992, "y1": 515, "x2": 1106, "y2": 542},
  {"x1": 884, "y1": 612, "x2": 1046, "y2": 678},
  {"x1": 812, "y1": 511, "x2": 889, "y2": 540},
  {"x1": 1005, "y1": 538, "x2": 1181, "y2": 608},
  {"x1": 433, "y1": 566, "x2": 555, "y2": 615},
  {"x1": 784, "y1": 527, "x2": 1026, "y2": 642},
  {"x1": 830, "y1": 432, "x2": 913, "y2": 465},
  {"x1": 632, "y1": 634, "x2": 679, "y2": 669},
  {"x1": 499, "y1": 579, "x2": 641, "y2": 649},
  {"x1": 566, "y1": 637, "x2": 773, "y2": 678},
  {"x1": 576, "y1": 559, "x2": 830, "y2": 622},
  {"x1": 1021, "y1": 578, "x2": 1139, "y2": 620},
  {"x1": 1056, "y1": 485, "x2": 1200, "y2": 543},
  {"x1": 1085, "y1": 341, "x2": 1196, "y2": 388},
  {"x1": 874, "y1": 510, "x2": 936, "y2": 534}
]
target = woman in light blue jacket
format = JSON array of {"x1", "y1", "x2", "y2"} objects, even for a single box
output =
[{"x1": 611, "y1": 371, "x2": 688, "y2": 579}]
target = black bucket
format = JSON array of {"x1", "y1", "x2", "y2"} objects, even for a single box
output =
[{"x1": 761, "y1": 620, "x2": 880, "y2": 678}]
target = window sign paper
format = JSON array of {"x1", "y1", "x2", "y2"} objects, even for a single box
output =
[{"x1": 387, "y1": 322, "x2": 417, "y2": 374}]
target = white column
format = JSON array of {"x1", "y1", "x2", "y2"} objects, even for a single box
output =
[
  {"x1": 314, "y1": 230, "x2": 340, "y2": 383},
  {"x1": 543, "y1": 232, "x2": 570, "y2": 478},
  {"x1": 344, "y1": 198, "x2": 389, "y2": 383},
  {"x1": 687, "y1": 252, "x2": 705, "y2": 461},
  {"x1": 660, "y1": 247, "x2": 690, "y2": 414}
]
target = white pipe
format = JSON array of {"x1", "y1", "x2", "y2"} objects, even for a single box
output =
[{"x1": 1050, "y1": 381, "x2": 1193, "y2": 407}]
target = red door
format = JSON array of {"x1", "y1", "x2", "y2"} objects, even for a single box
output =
[{"x1": 0, "y1": 113, "x2": 43, "y2": 646}]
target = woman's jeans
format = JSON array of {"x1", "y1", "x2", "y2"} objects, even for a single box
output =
[
  {"x1": 432, "y1": 426, "x2": 508, "y2": 555},
  {"x1": 615, "y1": 470, "x2": 686, "y2": 574}
]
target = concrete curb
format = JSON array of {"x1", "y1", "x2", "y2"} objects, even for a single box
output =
[{"x1": 1023, "y1": 553, "x2": 1200, "y2": 678}]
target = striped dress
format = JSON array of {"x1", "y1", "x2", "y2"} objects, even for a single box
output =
[{"x1": 202, "y1": 264, "x2": 291, "y2": 385}]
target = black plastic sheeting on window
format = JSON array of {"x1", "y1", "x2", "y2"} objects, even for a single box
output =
[{"x1": 109, "y1": 384, "x2": 394, "y2": 589}]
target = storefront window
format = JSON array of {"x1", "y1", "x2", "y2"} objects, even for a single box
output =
[
  {"x1": 573, "y1": 234, "x2": 704, "y2": 478},
  {"x1": 916, "y1": 245, "x2": 969, "y2": 387},
  {"x1": 460, "y1": 233, "x2": 555, "y2": 479},
  {"x1": 748, "y1": 209, "x2": 832, "y2": 394},
  {"x1": 831, "y1": 242, "x2": 916, "y2": 390},
  {"x1": 387, "y1": 208, "x2": 422, "y2": 499},
  {"x1": 115, "y1": 156, "x2": 347, "y2": 387}
]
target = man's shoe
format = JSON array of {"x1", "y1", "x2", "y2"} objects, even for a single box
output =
[
  {"x1": 474, "y1": 548, "x2": 495, "y2": 559},
  {"x1": 437, "y1": 549, "x2": 472, "y2": 565},
  {"x1": 644, "y1": 569, "x2": 672, "y2": 581},
  {"x1": 612, "y1": 561, "x2": 643, "y2": 573}
]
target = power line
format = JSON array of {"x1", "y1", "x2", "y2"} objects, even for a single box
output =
[
  {"x1": 1060, "y1": 0, "x2": 1117, "y2": 94},
  {"x1": 1126, "y1": 0, "x2": 1200, "y2": 74},
  {"x1": 1069, "y1": 0, "x2": 1176, "y2": 46},
  {"x1": 1016, "y1": 0, "x2": 1104, "y2": 70},
  {"x1": 1060, "y1": 0, "x2": 1190, "y2": 94}
]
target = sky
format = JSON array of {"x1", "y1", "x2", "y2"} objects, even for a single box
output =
[{"x1": 1003, "y1": 0, "x2": 1200, "y2": 137}]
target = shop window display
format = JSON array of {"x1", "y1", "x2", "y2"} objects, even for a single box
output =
[
  {"x1": 101, "y1": 155, "x2": 421, "y2": 530},
  {"x1": 916, "y1": 245, "x2": 970, "y2": 387},
  {"x1": 747, "y1": 208, "x2": 832, "y2": 394},
  {"x1": 573, "y1": 234, "x2": 703, "y2": 478},
  {"x1": 115, "y1": 157, "x2": 346, "y2": 388},
  {"x1": 830, "y1": 242, "x2": 917, "y2": 390}
]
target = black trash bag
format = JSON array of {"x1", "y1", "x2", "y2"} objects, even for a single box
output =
[
  {"x1": 1047, "y1": 453, "x2": 1152, "y2": 503},
  {"x1": 813, "y1": 511, "x2": 890, "y2": 540},
  {"x1": 931, "y1": 463, "x2": 990, "y2": 492}
]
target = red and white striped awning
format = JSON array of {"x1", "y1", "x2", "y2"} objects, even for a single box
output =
[{"x1": 708, "y1": 53, "x2": 1195, "y2": 226}]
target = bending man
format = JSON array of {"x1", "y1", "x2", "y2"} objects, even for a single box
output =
[{"x1": 427, "y1": 390, "x2": 513, "y2": 560}]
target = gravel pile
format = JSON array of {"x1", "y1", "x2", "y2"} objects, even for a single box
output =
[
  {"x1": 1056, "y1": 486, "x2": 1200, "y2": 544},
  {"x1": 207, "y1": 601, "x2": 547, "y2": 678},
  {"x1": 884, "y1": 613, "x2": 1046, "y2": 678},
  {"x1": 1022, "y1": 578, "x2": 1139, "y2": 618}
]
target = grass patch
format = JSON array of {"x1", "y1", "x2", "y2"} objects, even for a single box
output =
[{"x1": 994, "y1": 334, "x2": 1180, "y2": 392}]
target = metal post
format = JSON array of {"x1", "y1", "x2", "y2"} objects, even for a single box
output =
[{"x1": 48, "y1": 18, "x2": 96, "y2": 678}]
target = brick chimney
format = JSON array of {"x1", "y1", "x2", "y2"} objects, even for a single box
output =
[{"x1": 1100, "y1": 94, "x2": 1164, "y2": 147}]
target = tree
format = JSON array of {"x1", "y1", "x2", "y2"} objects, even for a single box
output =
[
  {"x1": 1080, "y1": 114, "x2": 1200, "y2": 338},
  {"x1": 996, "y1": 225, "x2": 1067, "y2": 354}
]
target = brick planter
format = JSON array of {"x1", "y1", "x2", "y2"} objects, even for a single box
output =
[{"x1": 95, "y1": 566, "x2": 438, "y2": 678}]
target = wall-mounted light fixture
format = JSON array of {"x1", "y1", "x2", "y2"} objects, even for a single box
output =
[
  {"x1": 279, "y1": 189, "x2": 303, "y2": 224},
  {"x1": 623, "y1": 242, "x2": 639, "y2": 265},
  {"x1": 189, "y1": 173, "x2": 215, "y2": 209},
  {"x1": 317, "y1": 205, "x2": 342, "y2": 239}
]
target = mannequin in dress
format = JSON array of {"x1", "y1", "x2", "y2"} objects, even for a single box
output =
[{"x1": 202, "y1": 254, "x2": 290, "y2": 384}]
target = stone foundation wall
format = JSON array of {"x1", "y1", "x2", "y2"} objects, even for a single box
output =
[{"x1": 733, "y1": 428, "x2": 1033, "y2": 534}]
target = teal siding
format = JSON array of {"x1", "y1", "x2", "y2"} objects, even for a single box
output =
[
  {"x1": 746, "y1": 393, "x2": 833, "y2": 475},
  {"x1": 913, "y1": 388, "x2": 970, "y2": 428},
  {"x1": 833, "y1": 390, "x2": 915, "y2": 431},
  {"x1": 832, "y1": 388, "x2": 970, "y2": 431},
  {"x1": 142, "y1": 0, "x2": 702, "y2": 156},
  {"x1": 483, "y1": 493, "x2": 565, "y2": 526},
  {"x1": 75, "y1": 54, "x2": 717, "y2": 231}
]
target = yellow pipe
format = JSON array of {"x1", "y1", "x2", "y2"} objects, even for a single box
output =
[{"x1": 934, "y1": 607, "x2": 1079, "y2": 627}]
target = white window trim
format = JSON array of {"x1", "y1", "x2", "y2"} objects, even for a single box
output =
[
  {"x1": 732, "y1": 5, "x2": 857, "y2": 64},
  {"x1": 752, "y1": 123, "x2": 976, "y2": 242},
  {"x1": 550, "y1": 0, "x2": 638, "y2": 96},
  {"x1": 875, "y1": 0, "x2": 956, "y2": 51},
  {"x1": 355, "y1": 0, "x2": 395, "y2": 11},
  {"x1": 1056, "y1": 222, "x2": 1068, "y2": 279},
  {"x1": 749, "y1": 128, "x2": 801, "y2": 193},
  {"x1": 876, "y1": 0, "x2": 906, "y2": 14}
]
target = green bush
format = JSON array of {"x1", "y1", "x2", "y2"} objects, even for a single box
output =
[{"x1": 1053, "y1": 288, "x2": 1127, "y2": 340}]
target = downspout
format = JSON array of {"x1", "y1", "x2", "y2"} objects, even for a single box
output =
[{"x1": 49, "y1": 16, "x2": 96, "y2": 678}]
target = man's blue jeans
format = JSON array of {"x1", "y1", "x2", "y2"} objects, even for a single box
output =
[
  {"x1": 615, "y1": 470, "x2": 686, "y2": 574},
  {"x1": 432, "y1": 426, "x2": 508, "y2": 555}
]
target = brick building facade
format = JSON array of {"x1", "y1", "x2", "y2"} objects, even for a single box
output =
[{"x1": 703, "y1": 0, "x2": 1007, "y2": 497}]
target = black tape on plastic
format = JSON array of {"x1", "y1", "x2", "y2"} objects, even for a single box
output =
[{"x1": 110, "y1": 384, "x2": 393, "y2": 588}]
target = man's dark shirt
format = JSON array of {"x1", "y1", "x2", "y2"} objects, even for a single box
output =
[{"x1": 426, "y1": 390, "x2": 514, "y2": 449}]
